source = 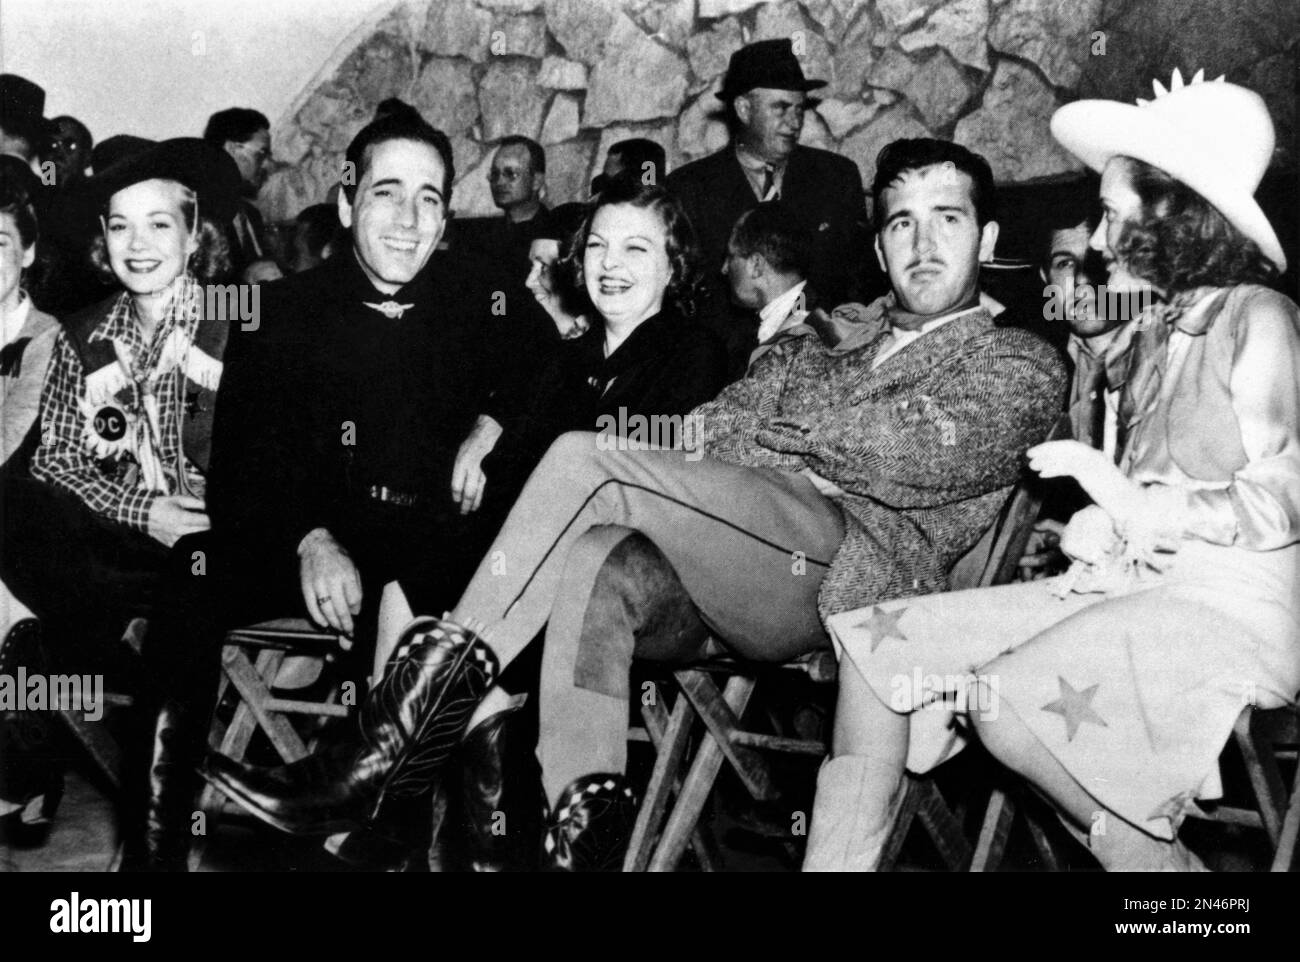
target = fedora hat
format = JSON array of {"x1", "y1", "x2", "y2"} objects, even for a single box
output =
[
  {"x1": 1050, "y1": 69, "x2": 1286, "y2": 273},
  {"x1": 86, "y1": 137, "x2": 242, "y2": 225},
  {"x1": 717, "y1": 39, "x2": 826, "y2": 102},
  {"x1": 0, "y1": 74, "x2": 47, "y2": 142}
]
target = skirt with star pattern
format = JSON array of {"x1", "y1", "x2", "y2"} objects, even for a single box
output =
[{"x1": 826, "y1": 540, "x2": 1300, "y2": 839}]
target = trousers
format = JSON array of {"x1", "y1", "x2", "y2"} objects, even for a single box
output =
[{"x1": 451, "y1": 433, "x2": 846, "y2": 798}]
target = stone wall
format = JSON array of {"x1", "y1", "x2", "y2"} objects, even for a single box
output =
[{"x1": 260, "y1": 0, "x2": 1298, "y2": 223}]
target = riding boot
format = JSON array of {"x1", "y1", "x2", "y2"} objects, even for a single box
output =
[
  {"x1": 201, "y1": 617, "x2": 498, "y2": 836},
  {"x1": 542, "y1": 772, "x2": 638, "y2": 872}
]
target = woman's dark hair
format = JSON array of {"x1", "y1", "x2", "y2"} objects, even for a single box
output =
[
  {"x1": 89, "y1": 180, "x2": 233, "y2": 284},
  {"x1": 1113, "y1": 156, "x2": 1277, "y2": 293},
  {"x1": 563, "y1": 179, "x2": 702, "y2": 318}
]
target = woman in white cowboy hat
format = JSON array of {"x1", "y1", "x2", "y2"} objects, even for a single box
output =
[{"x1": 804, "y1": 71, "x2": 1298, "y2": 871}]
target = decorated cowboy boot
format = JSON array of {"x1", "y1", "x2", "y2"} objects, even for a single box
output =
[
  {"x1": 542, "y1": 772, "x2": 638, "y2": 872},
  {"x1": 201, "y1": 617, "x2": 498, "y2": 836}
]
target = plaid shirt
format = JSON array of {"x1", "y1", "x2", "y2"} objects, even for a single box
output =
[{"x1": 31, "y1": 276, "x2": 205, "y2": 533}]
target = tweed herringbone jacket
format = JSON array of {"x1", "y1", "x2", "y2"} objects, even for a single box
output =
[{"x1": 693, "y1": 299, "x2": 1067, "y2": 623}]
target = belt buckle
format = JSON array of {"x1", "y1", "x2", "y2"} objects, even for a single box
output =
[{"x1": 368, "y1": 484, "x2": 418, "y2": 507}]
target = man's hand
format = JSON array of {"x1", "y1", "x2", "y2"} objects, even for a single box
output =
[
  {"x1": 451, "y1": 415, "x2": 504, "y2": 515},
  {"x1": 147, "y1": 495, "x2": 210, "y2": 548},
  {"x1": 298, "y1": 527, "x2": 362, "y2": 635},
  {"x1": 1058, "y1": 505, "x2": 1120, "y2": 566},
  {"x1": 1018, "y1": 518, "x2": 1066, "y2": 580},
  {"x1": 801, "y1": 467, "x2": 846, "y2": 499}
]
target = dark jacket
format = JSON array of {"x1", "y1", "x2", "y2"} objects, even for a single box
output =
[
  {"x1": 483, "y1": 308, "x2": 728, "y2": 508},
  {"x1": 207, "y1": 251, "x2": 491, "y2": 563},
  {"x1": 668, "y1": 145, "x2": 871, "y2": 376}
]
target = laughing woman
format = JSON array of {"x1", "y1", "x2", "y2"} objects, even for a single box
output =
[
  {"x1": 804, "y1": 73, "x2": 1299, "y2": 871},
  {"x1": 0, "y1": 139, "x2": 241, "y2": 869}
]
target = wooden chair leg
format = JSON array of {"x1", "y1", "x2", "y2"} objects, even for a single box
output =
[
  {"x1": 971, "y1": 787, "x2": 1016, "y2": 872},
  {"x1": 1024, "y1": 809, "x2": 1065, "y2": 871},
  {"x1": 624, "y1": 691, "x2": 696, "y2": 871},
  {"x1": 1236, "y1": 709, "x2": 1286, "y2": 846},
  {"x1": 648, "y1": 673, "x2": 758, "y2": 872},
  {"x1": 676, "y1": 670, "x2": 776, "y2": 802},
  {"x1": 1270, "y1": 757, "x2": 1300, "y2": 872},
  {"x1": 876, "y1": 776, "x2": 923, "y2": 871},
  {"x1": 914, "y1": 778, "x2": 972, "y2": 870},
  {"x1": 222, "y1": 647, "x2": 310, "y2": 764}
]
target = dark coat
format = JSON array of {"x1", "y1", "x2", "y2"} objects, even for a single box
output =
[
  {"x1": 207, "y1": 252, "x2": 491, "y2": 565},
  {"x1": 483, "y1": 308, "x2": 728, "y2": 510},
  {"x1": 667, "y1": 145, "x2": 872, "y2": 376}
]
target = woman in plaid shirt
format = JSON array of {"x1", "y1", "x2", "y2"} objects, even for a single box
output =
[{"x1": 1, "y1": 138, "x2": 241, "y2": 868}]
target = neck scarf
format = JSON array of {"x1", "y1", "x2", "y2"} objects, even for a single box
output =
[{"x1": 81, "y1": 273, "x2": 220, "y2": 493}]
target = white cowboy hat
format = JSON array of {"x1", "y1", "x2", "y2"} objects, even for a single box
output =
[{"x1": 1050, "y1": 69, "x2": 1286, "y2": 273}]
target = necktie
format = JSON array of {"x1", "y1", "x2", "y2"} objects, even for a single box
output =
[
  {"x1": 1081, "y1": 357, "x2": 1109, "y2": 454},
  {"x1": 0, "y1": 337, "x2": 30, "y2": 377},
  {"x1": 760, "y1": 164, "x2": 776, "y2": 200}
]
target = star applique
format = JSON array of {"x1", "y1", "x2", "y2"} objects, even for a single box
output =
[
  {"x1": 1146, "y1": 790, "x2": 1200, "y2": 827},
  {"x1": 853, "y1": 605, "x2": 908, "y2": 652},
  {"x1": 1041, "y1": 676, "x2": 1109, "y2": 741}
]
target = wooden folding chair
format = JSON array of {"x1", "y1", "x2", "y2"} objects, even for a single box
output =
[
  {"x1": 625, "y1": 472, "x2": 1049, "y2": 872},
  {"x1": 189, "y1": 617, "x2": 350, "y2": 869}
]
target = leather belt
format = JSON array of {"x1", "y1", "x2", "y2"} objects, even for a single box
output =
[{"x1": 366, "y1": 485, "x2": 423, "y2": 507}]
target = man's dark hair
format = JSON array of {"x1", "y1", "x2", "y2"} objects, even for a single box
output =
[
  {"x1": 871, "y1": 138, "x2": 997, "y2": 228},
  {"x1": 496, "y1": 135, "x2": 545, "y2": 175},
  {"x1": 342, "y1": 114, "x2": 456, "y2": 205},
  {"x1": 1113, "y1": 155, "x2": 1276, "y2": 292},
  {"x1": 608, "y1": 138, "x2": 666, "y2": 185},
  {"x1": 729, "y1": 202, "x2": 811, "y2": 279},
  {"x1": 374, "y1": 98, "x2": 424, "y2": 125},
  {"x1": 50, "y1": 115, "x2": 92, "y2": 150},
  {"x1": 202, "y1": 108, "x2": 270, "y2": 147},
  {"x1": 295, "y1": 203, "x2": 340, "y2": 257}
]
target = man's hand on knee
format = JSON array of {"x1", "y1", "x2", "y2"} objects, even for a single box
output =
[{"x1": 297, "y1": 527, "x2": 363, "y2": 635}]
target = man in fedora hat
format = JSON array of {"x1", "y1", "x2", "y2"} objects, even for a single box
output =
[{"x1": 668, "y1": 39, "x2": 871, "y2": 378}]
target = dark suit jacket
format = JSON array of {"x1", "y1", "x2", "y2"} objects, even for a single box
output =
[
  {"x1": 668, "y1": 145, "x2": 871, "y2": 377},
  {"x1": 207, "y1": 252, "x2": 491, "y2": 567}
]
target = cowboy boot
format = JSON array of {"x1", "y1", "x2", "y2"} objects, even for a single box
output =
[
  {"x1": 131, "y1": 699, "x2": 206, "y2": 872},
  {"x1": 542, "y1": 772, "x2": 638, "y2": 872},
  {"x1": 458, "y1": 705, "x2": 543, "y2": 871},
  {"x1": 201, "y1": 617, "x2": 497, "y2": 836},
  {"x1": 802, "y1": 755, "x2": 905, "y2": 872}
]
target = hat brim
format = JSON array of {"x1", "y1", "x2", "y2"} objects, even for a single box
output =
[
  {"x1": 85, "y1": 138, "x2": 242, "y2": 225},
  {"x1": 1051, "y1": 100, "x2": 1286, "y2": 273},
  {"x1": 716, "y1": 78, "x2": 827, "y2": 101}
]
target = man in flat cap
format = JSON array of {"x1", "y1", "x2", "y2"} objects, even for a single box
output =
[{"x1": 668, "y1": 39, "x2": 872, "y2": 378}]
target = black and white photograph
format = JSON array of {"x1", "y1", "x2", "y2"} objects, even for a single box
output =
[{"x1": 0, "y1": 0, "x2": 1296, "y2": 935}]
